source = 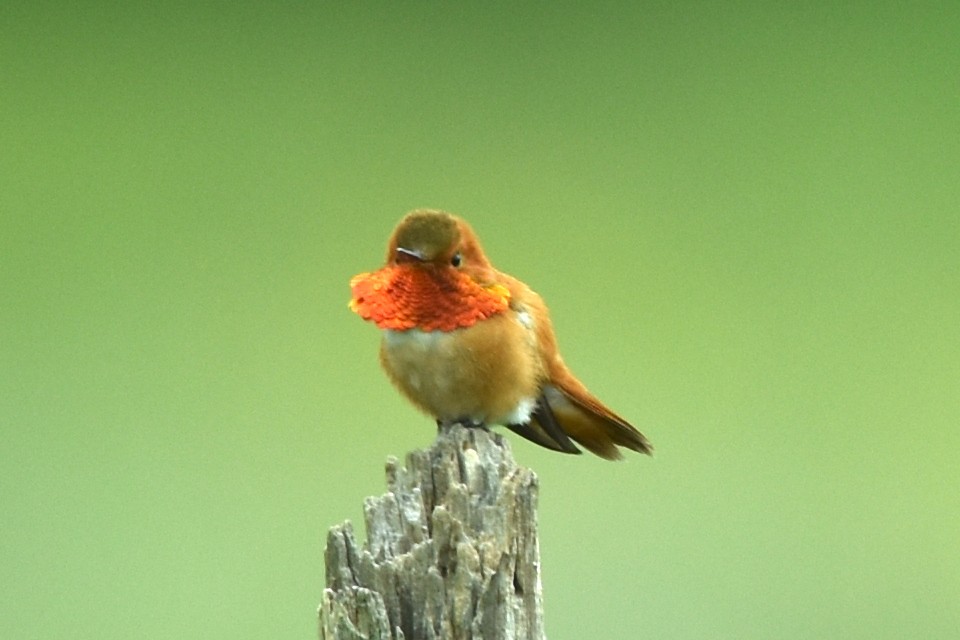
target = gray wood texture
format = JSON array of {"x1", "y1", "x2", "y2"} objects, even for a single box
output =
[{"x1": 319, "y1": 425, "x2": 545, "y2": 640}]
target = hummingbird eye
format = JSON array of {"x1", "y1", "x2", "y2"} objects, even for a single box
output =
[{"x1": 450, "y1": 252, "x2": 462, "y2": 267}]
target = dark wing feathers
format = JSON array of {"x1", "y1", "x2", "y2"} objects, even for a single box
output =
[{"x1": 506, "y1": 392, "x2": 582, "y2": 455}]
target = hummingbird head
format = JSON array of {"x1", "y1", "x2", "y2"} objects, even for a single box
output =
[
  {"x1": 349, "y1": 209, "x2": 510, "y2": 332},
  {"x1": 386, "y1": 209, "x2": 493, "y2": 279}
]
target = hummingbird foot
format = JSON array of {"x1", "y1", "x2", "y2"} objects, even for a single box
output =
[{"x1": 436, "y1": 417, "x2": 489, "y2": 432}]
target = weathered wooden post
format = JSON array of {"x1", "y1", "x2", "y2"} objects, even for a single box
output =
[{"x1": 319, "y1": 425, "x2": 545, "y2": 640}]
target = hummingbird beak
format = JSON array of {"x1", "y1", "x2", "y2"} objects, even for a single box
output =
[{"x1": 395, "y1": 246, "x2": 426, "y2": 263}]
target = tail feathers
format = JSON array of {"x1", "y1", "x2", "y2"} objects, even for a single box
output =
[{"x1": 506, "y1": 384, "x2": 653, "y2": 460}]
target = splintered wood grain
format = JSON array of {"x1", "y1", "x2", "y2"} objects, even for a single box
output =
[{"x1": 319, "y1": 426, "x2": 545, "y2": 640}]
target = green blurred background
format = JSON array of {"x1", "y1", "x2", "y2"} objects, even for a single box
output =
[{"x1": 3, "y1": 2, "x2": 958, "y2": 638}]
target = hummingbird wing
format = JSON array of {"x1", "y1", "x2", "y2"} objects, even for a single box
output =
[
  {"x1": 542, "y1": 380, "x2": 653, "y2": 460},
  {"x1": 505, "y1": 394, "x2": 582, "y2": 455},
  {"x1": 501, "y1": 272, "x2": 653, "y2": 459},
  {"x1": 505, "y1": 382, "x2": 652, "y2": 459}
]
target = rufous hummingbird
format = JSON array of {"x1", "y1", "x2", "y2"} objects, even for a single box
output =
[{"x1": 349, "y1": 209, "x2": 652, "y2": 459}]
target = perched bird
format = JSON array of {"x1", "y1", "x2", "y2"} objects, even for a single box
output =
[{"x1": 349, "y1": 209, "x2": 652, "y2": 460}]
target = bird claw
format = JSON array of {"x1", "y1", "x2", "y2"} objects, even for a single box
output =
[{"x1": 436, "y1": 417, "x2": 488, "y2": 432}]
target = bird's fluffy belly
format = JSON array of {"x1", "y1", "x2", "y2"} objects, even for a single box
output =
[{"x1": 380, "y1": 313, "x2": 540, "y2": 425}]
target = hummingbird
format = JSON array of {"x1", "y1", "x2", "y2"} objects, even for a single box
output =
[{"x1": 349, "y1": 209, "x2": 652, "y2": 460}]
